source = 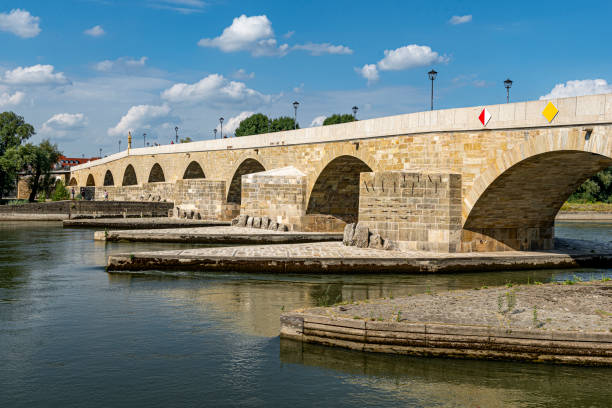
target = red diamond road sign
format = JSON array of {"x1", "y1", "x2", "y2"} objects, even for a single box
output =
[{"x1": 478, "y1": 108, "x2": 491, "y2": 126}]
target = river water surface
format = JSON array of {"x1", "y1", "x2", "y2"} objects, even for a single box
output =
[{"x1": 1, "y1": 221, "x2": 611, "y2": 407}]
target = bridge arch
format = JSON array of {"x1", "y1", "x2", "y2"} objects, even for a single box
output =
[
  {"x1": 122, "y1": 164, "x2": 138, "y2": 186},
  {"x1": 86, "y1": 174, "x2": 96, "y2": 186},
  {"x1": 148, "y1": 163, "x2": 165, "y2": 183},
  {"x1": 227, "y1": 157, "x2": 266, "y2": 204},
  {"x1": 306, "y1": 155, "x2": 373, "y2": 224},
  {"x1": 463, "y1": 129, "x2": 612, "y2": 251},
  {"x1": 103, "y1": 170, "x2": 115, "y2": 186},
  {"x1": 183, "y1": 161, "x2": 206, "y2": 179},
  {"x1": 68, "y1": 177, "x2": 77, "y2": 186}
]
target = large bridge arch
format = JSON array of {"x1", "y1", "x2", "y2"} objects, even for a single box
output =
[
  {"x1": 183, "y1": 161, "x2": 206, "y2": 179},
  {"x1": 148, "y1": 163, "x2": 165, "y2": 183},
  {"x1": 68, "y1": 177, "x2": 77, "y2": 186},
  {"x1": 226, "y1": 156, "x2": 266, "y2": 204},
  {"x1": 306, "y1": 154, "x2": 374, "y2": 224},
  {"x1": 462, "y1": 128, "x2": 612, "y2": 251},
  {"x1": 122, "y1": 164, "x2": 138, "y2": 186},
  {"x1": 103, "y1": 170, "x2": 115, "y2": 186},
  {"x1": 86, "y1": 174, "x2": 96, "y2": 186}
]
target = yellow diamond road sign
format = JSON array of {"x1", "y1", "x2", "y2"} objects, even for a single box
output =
[{"x1": 542, "y1": 101, "x2": 559, "y2": 123}]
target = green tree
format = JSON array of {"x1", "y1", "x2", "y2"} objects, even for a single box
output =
[
  {"x1": 51, "y1": 179, "x2": 70, "y2": 201},
  {"x1": 21, "y1": 140, "x2": 62, "y2": 202},
  {"x1": 0, "y1": 112, "x2": 35, "y2": 199},
  {"x1": 235, "y1": 113, "x2": 271, "y2": 136},
  {"x1": 271, "y1": 116, "x2": 299, "y2": 132},
  {"x1": 323, "y1": 114, "x2": 356, "y2": 126},
  {"x1": 568, "y1": 167, "x2": 612, "y2": 203},
  {"x1": 180, "y1": 137, "x2": 193, "y2": 143}
]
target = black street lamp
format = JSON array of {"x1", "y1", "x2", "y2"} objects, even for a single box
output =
[
  {"x1": 268, "y1": 118, "x2": 271, "y2": 133},
  {"x1": 118, "y1": 139, "x2": 121, "y2": 152},
  {"x1": 213, "y1": 128, "x2": 217, "y2": 139},
  {"x1": 143, "y1": 133, "x2": 147, "y2": 147},
  {"x1": 293, "y1": 101, "x2": 299, "y2": 130},
  {"x1": 352, "y1": 106, "x2": 358, "y2": 119},
  {"x1": 428, "y1": 69, "x2": 437, "y2": 111},
  {"x1": 504, "y1": 78, "x2": 513, "y2": 103},
  {"x1": 174, "y1": 126, "x2": 179, "y2": 143},
  {"x1": 99, "y1": 148, "x2": 102, "y2": 158},
  {"x1": 219, "y1": 117, "x2": 224, "y2": 138}
]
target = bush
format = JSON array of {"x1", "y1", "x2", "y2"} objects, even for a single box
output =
[
  {"x1": 8, "y1": 199, "x2": 28, "y2": 205},
  {"x1": 323, "y1": 114, "x2": 356, "y2": 126},
  {"x1": 51, "y1": 180, "x2": 70, "y2": 201},
  {"x1": 36, "y1": 191, "x2": 46, "y2": 202}
]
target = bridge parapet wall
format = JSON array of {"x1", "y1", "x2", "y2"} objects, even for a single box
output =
[
  {"x1": 359, "y1": 171, "x2": 462, "y2": 252},
  {"x1": 174, "y1": 179, "x2": 237, "y2": 221}
]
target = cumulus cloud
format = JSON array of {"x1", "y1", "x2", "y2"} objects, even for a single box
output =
[
  {"x1": 94, "y1": 56, "x2": 148, "y2": 72},
  {"x1": 232, "y1": 68, "x2": 255, "y2": 80},
  {"x1": 84, "y1": 25, "x2": 105, "y2": 37},
  {"x1": 2, "y1": 64, "x2": 69, "y2": 86},
  {"x1": 0, "y1": 9, "x2": 41, "y2": 38},
  {"x1": 310, "y1": 115, "x2": 326, "y2": 127},
  {"x1": 357, "y1": 44, "x2": 447, "y2": 83},
  {"x1": 218, "y1": 111, "x2": 255, "y2": 135},
  {"x1": 108, "y1": 104, "x2": 175, "y2": 136},
  {"x1": 540, "y1": 79, "x2": 612, "y2": 100},
  {"x1": 292, "y1": 43, "x2": 353, "y2": 56},
  {"x1": 161, "y1": 73, "x2": 272, "y2": 105},
  {"x1": 0, "y1": 91, "x2": 25, "y2": 107},
  {"x1": 198, "y1": 15, "x2": 288, "y2": 56},
  {"x1": 355, "y1": 64, "x2": 379, "y2": 84},
  {"x1": 449, "y1": 15, "x2": 472, "y2": 25},
  {"x1": 40, "y1": 113, "x2": 88, "y2": 139}
]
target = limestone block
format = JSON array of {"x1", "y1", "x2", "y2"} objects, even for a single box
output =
[
  {"x1": 268, "y1": 221, "x2": 278, "y2": 230},
  {"x1": 237, "y1": 214, "x2": 248, "y2": 227},
  {"x1": 368, "y1": 233, "x2": 383, "y2": 249},
  {"x1": 231, "y1": 216, "x2": 240, "y2": 226},
  {"x1": 382, "y1": 239, "x2": 395, "y2": 251},
  {"x1": 278, "y1": 224, "x2": 289, "y2": 232},
  {"x1": 261, "y1": 216, "x2": 270, "y2": 229},
  {"x1": 343, "y1": 223, "x2": 356, "y2": 246},
  {"x1": 247, "y1": 216, "x2": 254, "y2": 228},
  {"x1": 196, "y1": 212, "x2": 202, "y2": 220},
  {"x1": 253, "y1": 217, "x2": 262, "y2": 228},
  {"x1": 353, "y1": 223, "x2": 369, "y2": 248}
]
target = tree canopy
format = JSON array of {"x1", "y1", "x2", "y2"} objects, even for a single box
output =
[
  {"x1": 234, "y1": 113, "x2": 299, "y2": 137},
  {"x1": 323, "y1": 114, "x2": 356, "y2": 126},
  {"x1": 568, "y1": 168, "x2": 612, "y2": 203},
  {"x1": 21, "y1": 139, "x2": 62, "y2": 202},
  {"x1": 0, "y1": 112, "x2": 35, "y2": 199}
]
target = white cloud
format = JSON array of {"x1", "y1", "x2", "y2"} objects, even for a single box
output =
[
  {"x1": 0, "y1": 91, "x2": 25, "y2": 107},
  {"x1": 161, "y1": 73, "x2": 272, "y2": 104},
  {"x1": 108, "y1": 104, "x2": 175, "y2": 136},
  {"x1": 198, "y1": 15, "x2": 288, "y2": 57},
  {"x1": 283, "y1": 30, "x2": 295, "y2": 39},
  {"x1": 540, "y1": 79, "x2": 612, "y2": 100},
  {"x1": 40, "y1": 113, "x2": 88, "y2": 139},
  {"x1": 150, "y1": 0, "x2": 206, "y2": 14},
  {"x1": 94, "y1": 56, "x2": 148, "y2": 72},
  {"x1": 2, "y1": 64, "x2": 69, "y2": 86},
  {"x1": 377, "y1": 45, "x2": 447, "y2": 71},
  {"x1": 310, "y1": 115, "x2": 326, "y2": 127},
  {"x1": 232, "y1": 68, "x2": 255, "y2": 80},
  {"x1": 293, "y1": 83, "x2": 304, "y2": 93},
  {"x1": 292, "y1": 43, "x2": 353, "y2": 56},
  {"x1": 0, "y1": 9, "x2": 41, "y2": 38},
  {"x1": 355, "y1": 64, "x2": 379, "y2": 84},
  {"x1": 218, "y1": 111, "x2": 255, "y2": 135},
  {"x1": 449, "y1": 15, "x2": 472, "y2": 25},
  {"x1": 84, "y1": 25, "x2": 105, "y2": 37}
]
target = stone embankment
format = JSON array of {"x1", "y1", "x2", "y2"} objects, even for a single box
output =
[
  {"x1": 64, "y1": 217, "x2": 229, "y2": 229},
  {"x1": 231, "y1": 214, "x2": 290, "y2": 232},
  {"x1": 281, "y1": 281, "x2": 612, "y2": 366},
  {"x1": 0, "y1": 201, "x2": 173, "y2": 221},
  {"x1": 342, "y1": 222, "x2": 395, "y2": 250}
]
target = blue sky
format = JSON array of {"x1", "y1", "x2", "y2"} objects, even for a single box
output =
[{"x1": 1, "y1": 0, "x2": 611, "y2": 156}]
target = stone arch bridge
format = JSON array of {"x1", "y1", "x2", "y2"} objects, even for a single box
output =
[{"x1": 71, "y1": 94, "x2": 612, "y2": 252}]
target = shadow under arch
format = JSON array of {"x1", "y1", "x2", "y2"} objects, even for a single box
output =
[
  {"x1": 103, "y1": 170, "x2": 115, "y2": 186},
  {"x1": 306, "y1": 155, "x2": 372, "y2": 224},
  {"x1": 463, "y1": 150, "x2": 612, "y2": 251},
  {"x1": 68, "y1": 177, "x2": 77, "y2": 186},
  {"x1": 183, "y1": 161, "x2": 206, "y2": 179},
  {"x1": 148, "y1": 163, "x2": 165, "y2": 183},
  {"x1": 86, "y1": 174, "x2": 95, "y2": 186},
  {"x1": 227, "y1": 158, "x2": 265, "y2": 204},
  {"x1": 122, "y1": 164, "x2": 138, "y2": 186}
]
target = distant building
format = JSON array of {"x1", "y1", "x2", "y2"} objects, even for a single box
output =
[{"x1": 55, "y1": 155, "x2": 100, "y2": 170}]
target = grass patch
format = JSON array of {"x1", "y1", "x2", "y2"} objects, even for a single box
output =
[{"x1": 560, "y1": 202, "x2": 612, "y2": 212}]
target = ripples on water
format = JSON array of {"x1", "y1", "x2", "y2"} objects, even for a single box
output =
[{"x1": 0, "y1": 220, "x2": 611, "y2": 407}]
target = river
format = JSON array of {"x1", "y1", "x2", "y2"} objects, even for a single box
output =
[{"x1": 1, "y1": 220, "x2": 611, "y2": 407}]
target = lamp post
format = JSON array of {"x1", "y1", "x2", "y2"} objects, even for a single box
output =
[
  {"x1": 293, "y1": 101, "x2": 299, "y2": 130},
  {"x1": 268, "y1": 118, "x2": 271, "y2": 133},
  {"x1": 428, "y1": 69, "x2": 437, "y2": 111},
  {"x1": 213, "y1": 128, "x2": 217, "y2": 139},
  {"x1": 174, "y1": 126, "x2": 179, "y2": 143},
  {"x1": 219, "y1": 117, "x2": 224, "y2": 138},
  {"x1": 352, "y1": 105, "x2": 358, "y2": 119},
  {"x1": 99, "y1": 148, "x2": 102, "y2": 158},
  {"x1": 143, "y1": 133, "x2": 146, "y2": 147},
  {"x1": 118, "y1": 140, "x2": 121, "y2": 152},
  {"x1": 504, "y1": 78, "x2": 513, "y2": 103}
]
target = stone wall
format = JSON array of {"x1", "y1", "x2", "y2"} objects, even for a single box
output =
[
  {"x1": 94, "y1": 182, "x2": 175, "y2": 202},
  {"x1": 359, "y1": 171, "x2": 462, "y2": 252},
  {"x1": 0, "y1": 200, "x2": 172, "y2": 218},
  {"x1": 174, "y1": 179, "x2": 238, "y2": 221}
]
